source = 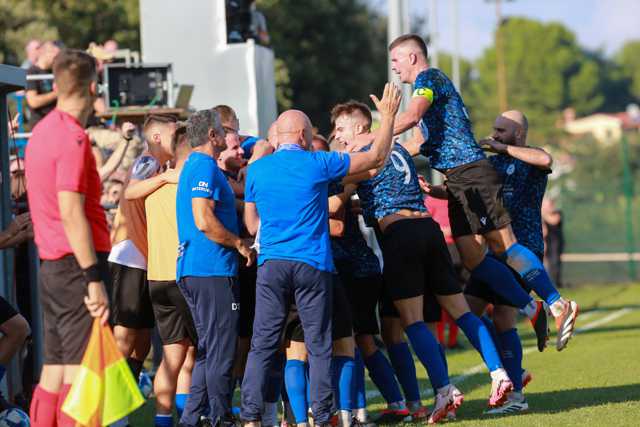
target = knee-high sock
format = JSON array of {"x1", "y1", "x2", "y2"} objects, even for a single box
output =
[
  {"x1": 456, "y1": 312, "x2": 503, "y2": 372},
  {"x1": 352, "y1": 350, "x2": 367, "y2": 410},
  {"x1": 332, "y1": 356, "x2": 355, "y2": 411},
  {"x1": 175, "y1": 393, "x2": 188, "y2": 418},
  {"x1": 56, "y1": 384, "x2": 75, "y2": 427},
  {"x1": 471, "y1": 255, "x2": 535, "y2": 311},
  {"x1": 498, "y1": 329, "x2": 523, "y2": 391},
  {"x1": 155, "y1": 414, "x2": 173, "y2": 427},
  {"x1": 405, "y1": 322, "x2": 449, "y2": 391},
  {"x1": 503, "y1": 244, "x2": 561, "y2": 306},
  {"x1": 30, "y1": 386, "x2": 58, "y2": 427},
  {"x1": 364, "y1": 350, "x2": 404, "y2": 404},
  {"x1": 387, "y1": 342, "x2": 421, "y2": 403},
  {"x1": 285, "y1": 360, "x2": 309, "y2": 424}
]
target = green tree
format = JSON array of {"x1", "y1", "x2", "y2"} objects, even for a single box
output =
[
  {"x1": 466, "y1": 17, "x2": 604, "y2": 143},
  {"x1": 257, "y1": 0, "x2": 388, "y2": 132},
  {"x1": 615, "y1": 40, "x2": 640, "y2": 102},
  {"x1": 434, "y1": 52, "x2": 473, "y2": 97},
  {"x1": 0, "y1": 0, "x2": 57, "y2": 64},
  {"x1": 32, "y1": 0, "x2": 140, "y2": 51}
]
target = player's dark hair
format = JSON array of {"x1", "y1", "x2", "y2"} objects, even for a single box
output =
[
  {"x1": 171, "y1": 122, "x2": 188, "y2": 152},
  {"x1": 213, "y1": 105, "x2": 238, "y2": 125},
  {"x1": 388, "y1": 34, "x2": 428, "y2": 58},
  {"x1": 330, "y1": 101, "x2": 372, "y2": 131}
]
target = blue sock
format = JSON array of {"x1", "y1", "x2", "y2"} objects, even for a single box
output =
[
  {"x1": 333, "y1": 356, "x2": 355, "y2": 411},
  {"x1": 480, "y1": 315, "x2": 500, "y2": 345},
  {"x1": 504, "y1": 244, "x2": 561, "y2": 306},
  {"x1": 471, "y1": 255, "x2": 534, "y2": 309},
  {"x1": 387, "y1": 342, "x2": 420, "y2": 403},
  {"x1": 498, "y1": 329, "x2": 523, "y2": 391},
  {"x1": 456, "y1": 312, "x2": 502, "y2": 372},
  {"x1": 353, "y1": 350, "x2": 367, "y2": 410},
  {"x1": 0, "y1": 365, "x2": 5, "y2": 382},
  {"x1": 154, "y1": 414, "x2": 172, "y2": 427},
  {"x1": 285, "y1": 360, "x2": 309, "y2": 423},
  {"x1": 364, "y1": 350, "x2": 404, "y2": 404},
  {"x1": 405, "y1": 322, "x2": 449, "y2": 391},
  {"x1": 175, "y1": 393, "x2": 188, "y2": 417}
]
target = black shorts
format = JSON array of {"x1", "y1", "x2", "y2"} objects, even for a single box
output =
[
  {"x1": 110, "y1": 263, "x2": 155, "y2": 329},
  {"x1": 149, "y1": 280, "x2": 197, "y2": 345},
  {"x1": 446, "y1": 159, "x2": 512, "y2": 237},
  {"x1": 379, "y1": 285, "x2": 442, "y2": 323},
  {"x1": 382, "y1": 217, "x2": 462, "y2": 300},
  {"x1": 335, "y1": 261, "x2": 382, "y2": 336},
  {"x1": 0, "y1": 296, "x2": 19, "y2": 325},
  {"x1": 239, "y1": 263, "x2": 257, "y2": 338},
  {"x1": 40, "y1": 252, "x2": 111, "y2": 364},
  {"x1": 286, "y1": 275, "x2": 353, "y2": 343}
]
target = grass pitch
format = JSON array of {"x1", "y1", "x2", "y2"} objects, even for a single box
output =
[{"x1": 131, "y1": 283, "x2": 640, "y2": 426}]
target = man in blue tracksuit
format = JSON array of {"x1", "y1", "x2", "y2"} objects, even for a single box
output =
[
  {"x1": 240, "y1": 83, "x2": 402, "y2": 427},
  {"x1": 176, "y1": 109, "x2": 255, "y2": 427}
]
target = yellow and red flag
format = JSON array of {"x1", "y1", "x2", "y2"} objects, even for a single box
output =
[{"x1": 62, "y1": 319, "x2": 145, "y2": 426}]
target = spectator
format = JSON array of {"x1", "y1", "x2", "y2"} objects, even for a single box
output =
[
  {"x1": 21, "y1": 39, "x2": 41, "y2": 69},
  {"x1": 25, "y1": 41, "x2": 61, "y2": 127},
  {"x1": 542, "y1": 198, "x2": 565, "y2": 288},
  {"x1": 250, "y1": 0, "x2": 270, "y2": 45},
  {"x1": 103, "y1": 39, "x2": 119, "y2": 55},
  {"x1": 311, "y1": 133, "x2": 329, "y2": 152}
]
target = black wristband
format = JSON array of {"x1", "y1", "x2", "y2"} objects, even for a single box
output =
[{"x1": 82, "y1": 264, "x2": 102, "y2": 284}]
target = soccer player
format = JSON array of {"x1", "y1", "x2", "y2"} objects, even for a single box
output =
[
  {"x1": 109, "y1": 113, "x2": 178, "y2": 407},
  {"x1": 362, "y1": 34, "x2": 577, "y2": 351},
  {"x1": 336, "y1": 101, "x2": 515, "y2": 423},
  {"x1": 176, "y1": 109, "x2": 255, "y2": 427},
  {"x1": 240, "y1": 83, "x2": 401, "y2": 427},
  {"x1": 328, "y1": 112, "x2": 426, "y2": 422},
  {"x1": 146, "y1": 124, "x2": 197, "y2": 426},
  {"x1": 25, "y1": 49, "x2": 111, "y2": 427},
  {"x1": 463, "y1": 110, "x2": 554, "y2": 413},
  {"x1": 0, "y1": 213, "x2": 32, "y2": 411}
]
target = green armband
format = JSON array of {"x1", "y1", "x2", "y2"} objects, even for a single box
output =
[{"x1": 412, "y1": 87, "x2": 434, "y2": 103}]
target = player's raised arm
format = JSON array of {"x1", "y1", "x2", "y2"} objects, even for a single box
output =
[{"x1": 346, "y1": 83, "x2": 401, "y2": 175}]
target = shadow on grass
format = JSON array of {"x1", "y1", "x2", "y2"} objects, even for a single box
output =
[{"x1": 455, "y1": 383, "x2": 640, "y2": 422}]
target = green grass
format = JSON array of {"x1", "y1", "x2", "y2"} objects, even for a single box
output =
[{"x1": 131, "y1": 284, "x2": 640, "y2": 426}]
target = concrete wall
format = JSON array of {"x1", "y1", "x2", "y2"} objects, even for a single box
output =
[{"x1": 139, "y1": 0, "x2": 277, "y2": 137}]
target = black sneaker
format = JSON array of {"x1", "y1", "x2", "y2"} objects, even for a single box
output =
[{"x1": 529, "y1": 301, "x2": 550, "y2": 352}]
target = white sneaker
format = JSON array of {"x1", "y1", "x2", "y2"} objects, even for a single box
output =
[
  {"x1": 428, "y1": 385, "x2": 464, "y2": 424},
  {"x1": 485, "y1": 391, "x2": 528, "y2": 414},
  {"x1": 489, "y1": 372, "x2": 514, "y2": 408}
]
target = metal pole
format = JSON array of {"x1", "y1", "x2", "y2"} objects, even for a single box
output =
[
  {"x1": 621, "y1": 134, "x2": 636, "y2": 280},
  {"x1": 495, "y1": 0, "x2": 508, "y2": 111},
  {"x1": 451, "y1": 0, "x2": 461, "y2": 93},
  {"x1": 388, "y1": 0, "x2": 412, "y2": 140},
  {"x1": 430, "y1": 0, "x2": 438, "y2": 68}
]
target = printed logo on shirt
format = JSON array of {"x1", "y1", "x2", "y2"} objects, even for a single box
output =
[
  {"x1": 480, "y1": 216, "x2": 487, "y2": 226},
  {"x1": 232, "y1": 302, "x2": 240, "y2": 311},
  {"x1": 192, "y1": 181, "x2": 212, "y2": 194},
  {"x1": 506, "y1": 164, "x2": 516, "y2": 175}
]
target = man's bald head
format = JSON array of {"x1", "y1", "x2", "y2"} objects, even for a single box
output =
[
  {"x1": 492, "y1": 110, "x2": 529, "y2": 146},
  {"x1": 276, "y1": 110, "x2": 312, "y2": 149}
]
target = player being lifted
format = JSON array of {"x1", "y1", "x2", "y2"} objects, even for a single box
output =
[{"x1": 354, "y1": 34, "x2": 578, "y2": 352}]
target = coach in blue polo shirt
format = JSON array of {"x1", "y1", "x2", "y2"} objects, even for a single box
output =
[
  {"x1": 176, "y1": 109, "x2": 255, "y2": 427},
  {"x1": 240, "y1": 84, "x2": 401, "y2": 427}
]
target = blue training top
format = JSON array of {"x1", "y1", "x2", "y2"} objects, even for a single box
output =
[
  {"x1": 245, "y1": 145, "x2": 351, "y2": 272},
  {"x1": 176, "y1": 151, "x2": 240, "y2": 280}
]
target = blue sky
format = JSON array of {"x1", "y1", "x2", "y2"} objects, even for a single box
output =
[{"x1": 368, "y1": 0, "x2": 640, "y2": 59}]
